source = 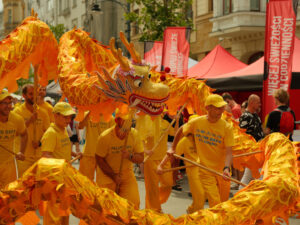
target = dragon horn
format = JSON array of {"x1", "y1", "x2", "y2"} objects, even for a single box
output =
[
  {"x1": 109, "y1": 37, "x2": 131, "y2": 71},
  {"x1": 120, "y1": 31, "x2": 142, "y2": 64}
]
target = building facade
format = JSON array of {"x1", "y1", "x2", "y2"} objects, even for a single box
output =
[
  {"x1": 0, "y1": 8, "x2": 4, "y2": 39},
  {"x1": 2, "y1": 0, "x2": 25, "y2": 36},
  {"x1": 2, "y1": 0, "x2": 128, "y2": 47},
  {"x1": 22, "y1": 0, "x2": 86, "y2": 32},
  {"x1": 2, "y1": 0, "x2": 300, "y2": 66},
  {"x1": 131, "y1": 0, "x2": 300, "y2": 65},
  {"x1": 190, "y1": 0, "x2": 300, "y2": 64}
]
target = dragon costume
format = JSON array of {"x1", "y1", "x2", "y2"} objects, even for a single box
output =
[{"x1": 0, "y1": 14, "x2": 299, "y2": 225}]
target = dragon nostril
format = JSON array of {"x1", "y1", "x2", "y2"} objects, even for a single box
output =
[{"x1": 160, "y1": 75, "x2": 166, "y2": 81}]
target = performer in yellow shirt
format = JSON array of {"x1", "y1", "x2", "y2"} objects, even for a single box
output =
[
  {"x1": 78, "y1": 112, "x2": 114, "y2": 181},
  {"x1": 14, "y1": 84, "x2": 50, "y2": 177},
  {"x1": 175, "y1": 133, "x2": 205, "y2": 213},
  {"x1": 136, "y1": 114, "x2": 173, "y2": 212},
  {"x1": 158, "y1": 94, "x2": 234, "y2": 208},
  {"x1": 41, "y1": 102, "x2": 81, "y2": 225},
  {"x1": 0, "y1": 89, "x2": 27, "y2": 188},
  {"x1": 95, "y1": 114, "x2": 144, "y2": 209},
  {"x1": 38, "y1": 85, "x2": 54, "y2": 122}
]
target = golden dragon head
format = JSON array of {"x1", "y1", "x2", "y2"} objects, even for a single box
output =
[{"x1": 95, "y1": 32, "x2": 169, "y2": 116}]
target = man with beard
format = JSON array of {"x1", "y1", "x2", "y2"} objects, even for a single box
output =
[
  {"x1": 0, "y1": 89, "x2": 27, "y2": 188},
  {"x1": 13, "y1": 84, "x2": 50, "y2": 177}
]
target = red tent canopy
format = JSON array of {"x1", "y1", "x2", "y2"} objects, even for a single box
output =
[
  {"x1": 213, "y1": 37, "x2": 300, "y2": 79},
  {"x1": 205, "y1": 37, "x2": 300, "y2": 122},
  {"x1": 187, "y1": 45, "x2": 247, "y2": 78}
]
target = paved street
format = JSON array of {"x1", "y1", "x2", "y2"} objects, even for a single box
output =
[{"x1": 18, "y1": 130, "x2": 300, "y2": 224}]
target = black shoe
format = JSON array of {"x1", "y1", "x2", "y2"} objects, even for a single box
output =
[
  {"x1": 172, "y1": 184, "x2": 182, "y2": 191},
  {"x1": 188, "y1": 192, "x2": 192, "y2": 197}
]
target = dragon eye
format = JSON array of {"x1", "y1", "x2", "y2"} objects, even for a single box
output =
[
  {"x1": 134, "y1": 80, "x2": 142, "y2": 88},
  {"x1": 148, "y1": 74, "x2": 151, "y2": 79}
]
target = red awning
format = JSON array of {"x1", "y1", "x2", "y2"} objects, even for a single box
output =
[
  {"x1": 215, "y1": 37, "x2": 300, "y2": 78},
  {"x1": 187, "y1": 45, "x2": 247, "y2": 78}
]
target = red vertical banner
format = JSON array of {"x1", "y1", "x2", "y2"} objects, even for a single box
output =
[
  {"x1": 263, "y1": 0, "x2": 298, "y2": 117},
  {"x1": 144, "y1": 41, "x2": 163, "y2": 71},
  {"x1": 161, "y1": 27, "x2": 191, "y2": 77}
]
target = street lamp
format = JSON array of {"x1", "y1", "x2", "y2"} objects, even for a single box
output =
[{"x1": 91, "y1": 0, "x2": 131, "y2": 43}]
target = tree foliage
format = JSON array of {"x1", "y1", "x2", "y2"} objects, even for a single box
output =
[
  {"x1": 49, "y1": 24, "x2": 67, "y2": 42},
  {"x1": 126, "y1": 0, "x2": 193, "y2": 41}
]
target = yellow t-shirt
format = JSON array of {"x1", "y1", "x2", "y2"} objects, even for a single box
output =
[
  {"x1": 182, "y1": 115, "x2": 234, "y2": 172},
  {"x1": 136, "y1": 115, "x2": 173, "y2": 160},
  {"x1": 39, "y1": 101, "x2": 54, "y2": 122},
  {"x1": 82, "y1": 114, "x2": 115, "y2": 156},
  {"x1": 14, "y1": 103, "x2": 50, "y2": 160},
  {"x1": 0, "y1": 111, "x2": 26, "y2": 163},
  {"x1": 95, "y1": 126, "x2": 143, "y2": 184},
  {"x1": 176, "y1": 135, "x2": 198, "y2": 165},
  {"x1": 41, "y1": 123, "x2": 72, "y2": 161}
]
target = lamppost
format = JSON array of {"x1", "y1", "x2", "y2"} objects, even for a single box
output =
[{"x1": 85, "y1": 0, "x2": 131, "y2": 45}]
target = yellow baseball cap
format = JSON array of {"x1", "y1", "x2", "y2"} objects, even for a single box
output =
[
  {"x1": 53, "y1": 102, "x2": 76, "y2": 116},
  {"x1": 205, "y1": 94, "x2": 227, "y2": 108},
  {"x1": 188, "y1": 114, "x2": 199, "y2": 122},
  {"x1": 0, "y1": 89, "x2": 12, "y2": 101},
  {"x1": 115, "y1": 108, "x2": 129, "y2": 120}
]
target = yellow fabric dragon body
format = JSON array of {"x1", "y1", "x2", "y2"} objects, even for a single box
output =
[{"x1": 0, "y1": 15, "x2": 299, "y2": 225}]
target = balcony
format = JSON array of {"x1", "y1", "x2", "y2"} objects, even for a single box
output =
[
  {"x1": 209, "y1": 0, "x2": 267, "y2": 39},
  {"x1": 62, "y1": 8, "x2": 71, "y2": 17},
  {"x1": 210, "y1": 11, "x2": 265, "y2": 38}
]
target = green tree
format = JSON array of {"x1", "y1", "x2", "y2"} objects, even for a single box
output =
[
  {"x1": 49, "y1": 24, "x2": 67, "y2": 42},
  {"x1": 126, "y1": 0, "x2": 193, "y2": 41}
]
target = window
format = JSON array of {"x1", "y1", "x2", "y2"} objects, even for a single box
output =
[
  {"x1": 250, "y1": 0, "x2": 260, "y2": 11},
  {"x1": 48, "y1": 0, "x2": 53, "y2": 10},
  {"x1": 248, "y1": 52, "x2": 264, "y2": 64},
  {"x1": 81, "y1": 14, "x2": 86, "y2": 27},
  {"x1": 27, "y1": 2, "x2": 32, "y2": 15},
  {"x1": 59, "y1": 0, "x2": 62, "y2": 15},
  {"x1": 72, "y1": 18, "x2": 78, "y2": 28},
  {"x1": 223, "y1": 0, "x2": 232, "y2": 15},
  {"x1": 8, "y1": 9, "x2": 12, "y2": 24},
  {"x1": 66, "y1": 0, "x2": 70, "y2": 9},
  {"x1": 209, "y1": 0, "x2": 213, "y2": 12},
  {"x1": 73, "y1": 0, "x2": 77, "y2": 7}
]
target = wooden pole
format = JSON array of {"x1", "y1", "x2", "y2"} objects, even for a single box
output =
[
  {"x1": 0, "y1": 144, "x2": 29, "y2": 162},
  {"x1": 144, "y1": 102, "x2": 188, "y2": 163},
  {"x1": 115, "y1": 108, "x2": 137, "y2": 194},
  {"x1": 0, "y1": 144, "x2": 17, "y2": 156},
  {"x1": 173, "y1": 154, "x2": 247, "y2": 187},
  {"x1": 33, "y1": 65, "x2": 39, "y2": 144},
  {"x1": 115, "y1": 134, "x2": 129, "y2": 194},
  {"x1": 161, "y1": 165, "x2": 195, "y2": 173},
  {"x1": 233, "y1": 151, "x2": 263, "y2": 158},
  {"x1": 69, "y1": 155, "x2": 81, "y2": 164}
]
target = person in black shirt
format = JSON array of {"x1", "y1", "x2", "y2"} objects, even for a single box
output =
[
  {"x1": 265, "y1": 89, "x2": 296, "y2": 141},
  {"x1": 239, "y1": 95, "x2": 264, "y2": 141},
  {"x1": 238, "y1": 94, "x2": 264, "y2": 188}
]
